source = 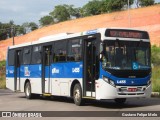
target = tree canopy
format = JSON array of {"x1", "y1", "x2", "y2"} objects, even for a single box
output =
[
  {"x1": 0, "y1": 21, "x2": 38, "y2": 40},
  {"x1": 39, "y1": 15, "x2": 54, "y2": 26},
  {"x1": 50, "y1": 5, "x2": 70, "y2": 22}
]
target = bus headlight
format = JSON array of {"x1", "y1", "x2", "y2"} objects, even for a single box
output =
[
  {"x1": 102, "y1": 76, "x2": 116, "y2": 87},
  {"x1": 147, "y1": 80, "x2": 151, "y2": 87}
]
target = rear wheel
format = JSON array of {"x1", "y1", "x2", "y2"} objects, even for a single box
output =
[
  {"x1": 114, "y1": 98, "x2": 126, "y2": 104},
  {"x1": 73, "y1": 83, "x2": 84, "y2": 106},
  {"x1": 25, "y1": 82, "x2": 33, "y2": 99}
]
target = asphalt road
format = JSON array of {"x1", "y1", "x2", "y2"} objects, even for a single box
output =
[{"x1": 0, "y1": 89, "x2": 160, "y2": 120}]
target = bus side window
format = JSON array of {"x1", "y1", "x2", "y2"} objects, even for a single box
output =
[
  {"x1": 53, "y1": 40, "x2": 67, "y2": 62},
  {"x1": 31, "y1": 45, "x2": 42, "y2": 64},
  {"x1": 22, "y1": 47, "x2": 31, "y2": 65},
  {"x1": 8, "y1": 49, "x2": 15, "y2": 66},
  {"x1": 67, "y1": 39, "x2": 82, "y2": 61}
]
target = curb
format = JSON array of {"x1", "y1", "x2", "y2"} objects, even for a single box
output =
[{"x1": 151, "y1": 92, "x2": 160, "y2": 97}]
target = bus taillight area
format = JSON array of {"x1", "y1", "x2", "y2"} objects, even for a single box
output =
[{"x1": 95, "y1": 79, "x2": 152, "y2": 100}]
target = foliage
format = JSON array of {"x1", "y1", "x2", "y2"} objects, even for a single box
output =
[
  {"x1": 22, "y1": 22, "x2": 38, "y2": 34},
  {"x1": 151, "y1": 45, "x2": 160, "y2": 66},
  {"x1": 0, "y1": 21, "x2": 13, "y2": 40},
  {"x1": 151, "y1": 46, "x2": 160, "y2": 93},
  {"x1": 139, "y1": 0, "x2": 155, "y2": 7},
  {"x1": 82, "y1": 0, "x2": 104, "y2": 16},
  {"x1": 0, "y1": 60, "x2": 6, "y2": 89},
  {"x1": 0, "y1": 60, "x2": 5, "y2": 68},
  {"x1": 47, "y1": 4, "x2": 82, "y2": 24},
  {"x1": 152, "y1": 66, "x2": 160, "y2": 93},
  {"x1": 50, "y1": 5, "x2": 70, "y2": 22},
  {"x1": 63, "y1": 5, "x2": 81, "y2": 18},
  {"x1": 102, "y1": 0, "x2": 134, "y2": 13},
  {"x1": 135, "y1": 0, "x2": 155, "y2": 7},
  {"x1": 29, "y1": 22, "x2": 38, "y2": 31},
  {"x1": 39, "y1": 15, "x2": 54, "y2": 26},
  {"x1": 0, "y1": 21, "x2": 38, "y2": 40}
]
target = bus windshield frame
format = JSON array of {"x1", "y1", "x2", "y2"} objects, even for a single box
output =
[{"x1": 102, "y1": 40, "x2": 151, "y2": 71}]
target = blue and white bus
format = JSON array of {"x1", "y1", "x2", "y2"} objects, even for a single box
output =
[{"x1": 6, "y1": 28, "x2": 151, "y2": 105}]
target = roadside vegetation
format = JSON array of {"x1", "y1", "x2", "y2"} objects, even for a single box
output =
[
  {"x1": 0, "y1": 60, "x2": 6, "y2": 89},
  {"x1": 151, "y1": 45, "x2": 160, "y2": 92}
]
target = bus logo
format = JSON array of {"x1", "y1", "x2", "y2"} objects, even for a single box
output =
[
  {"x1": 52, "y1": 68, "x2": 59, "y2": 74},
  {"x1": 72, "y1": 68, "x2": 80, "y2": 73},
  {"x1": 24, "y1": 67, "x2": 30, "y2": 76}
]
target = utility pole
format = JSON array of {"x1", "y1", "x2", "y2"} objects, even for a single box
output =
[{"x1": 11, "y1": 26, "x2": 15, "y2": 45}]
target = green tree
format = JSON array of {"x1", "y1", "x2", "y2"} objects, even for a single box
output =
[
  {"x1": 139, "y1": 0, "x2": 155, "y2": 7},
  {"x1": 0, "y1": 22, "x2": 12, "y2": 40},
  {"x1": 39, "y1": 15, "x2": 54, "y2": 26},
  {"x1": 15, "y1": 25, "x2": 26, "y2": 35},
  {"x1": 63, "y1": 4, "x2": 81, "y2": 18},
  {"x1": 29, "y1": 22, "x2": 38, "y2": 31},
  {"x1": 22, "y1": 22, "x2": 30, "y2": 34},
  {"x1": 50, "y1": 5, "x2": 70, "y2": 22},
  {"x1": 151, "y1": 45, "x2": 160, "y2": 65},
  {"x1": 82, "y1": 0, "x2": 104, "y2": 16},
  {"x1": 103, "y1": 0, "x2": 134, "y2": 12}
]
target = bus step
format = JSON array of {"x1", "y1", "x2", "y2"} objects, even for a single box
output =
[
  {"x1": 82, "y1": 96, "x2": 96, "y2": 99},
  {"x1": 43, "y1": 93, "x2": 52, "y2": 96},
  {"x1": 15, "y1": 90, "x2": 21, "y2": 92}
]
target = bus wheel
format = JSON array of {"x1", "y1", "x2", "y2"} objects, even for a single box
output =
[
  {"x1": 73, "y1": 84, "x2": 84, "y2": 106},
  {"x1": 114, "y1": 98, "x2": 126, "y2": 104},
  {"x1": 25, "y1": 82, "x2": 33, "y2": 99}
]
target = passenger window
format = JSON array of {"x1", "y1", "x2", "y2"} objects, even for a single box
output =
[
  {"x1": 31, "y1": 46, "x2": 42, "y2": 64},
  {"x1": 67, "y1": 39, "x2": 82, "y2": 61},
  {"x1": 8, "y1": 49, "x2": 15, "y2": 66},
  {"x1": 53, "y1": 40, "x2": 67, "y2": 62},
  {"x1": 22, "y1": 47, "x2": 31, "y2": 64}
]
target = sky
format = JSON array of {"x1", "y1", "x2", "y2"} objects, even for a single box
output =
[
  {"x1": 0, "y1": 0, "x2": 89, "y2": 25},
  {"x1": 0, "y1": 0, "x2": 160, "y2": 25}
]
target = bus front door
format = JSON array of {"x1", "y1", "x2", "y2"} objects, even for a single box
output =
[
  {"x1": 42, "y1": 46, "x2": 52, "y2": 94},
  {"x1": 83, "y1": 37, "x2": 99, "y2": 98},
  {"x1": 14, "y1": 50, "x2": 21, "y2": 91}
]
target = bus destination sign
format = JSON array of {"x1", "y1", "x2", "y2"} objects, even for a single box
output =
[{"x1": 105, "y1": 29, "x2": 149, "y2": 39}]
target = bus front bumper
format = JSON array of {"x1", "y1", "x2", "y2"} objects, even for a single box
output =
[{"x1": 95, "y1": 79, "x2": 152, "y2": 100}]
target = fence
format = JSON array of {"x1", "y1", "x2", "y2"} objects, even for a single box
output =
[{"x1": 0, "y1": 67, "x2": 6, "y2": 89}]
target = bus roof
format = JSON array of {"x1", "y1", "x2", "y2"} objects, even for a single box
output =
[{"x1": 9, "y1": 28, "x2": 149, "y2": 49}]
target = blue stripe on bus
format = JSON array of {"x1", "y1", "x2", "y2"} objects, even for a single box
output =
[
  {"x1": 6, "y1": 62, "x2": 150, "y2": 86},
  {"x1": 6, "y1": 62, "x2": 83, "y2": 78}
]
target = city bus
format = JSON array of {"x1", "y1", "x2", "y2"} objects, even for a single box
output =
[{"x1": 6, "y1": 28, "x2": 151, "y2": 105}]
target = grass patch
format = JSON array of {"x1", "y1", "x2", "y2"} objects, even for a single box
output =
[
  {"x1": 152, "y1": 66, "x2": 160, "y2": 93},
  {"x1": 0, "y1": 74, "x2": 6, "y2": 89},
  {"x1": 0, "y1": 60, "x2": 6, "y2": 89}
]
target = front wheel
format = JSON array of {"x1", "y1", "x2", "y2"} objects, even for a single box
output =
[
  {"x1": 25, "y1": 82, "x2": 33, "y2": 99},
  {"x1": 73, "y1": 83, "x2": 84, "y2": 106},
  {"x1": 114, "y1": 98, "x2": 126, "y2": 104}
]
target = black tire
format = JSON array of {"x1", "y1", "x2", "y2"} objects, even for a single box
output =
[
  {"x1": 73, "y1": 83, "x2": 84, "y2": 106},
  {"x1": 24, "y1": 82, "x2": 33, "y2": 99},
  {"x1": 114, "y1": 98, "x2": 126, "y2": 104}
]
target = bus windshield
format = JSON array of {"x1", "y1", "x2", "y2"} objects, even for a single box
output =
[{"x1": 102, "y1": 40, "x2": 151, "y2": 70}]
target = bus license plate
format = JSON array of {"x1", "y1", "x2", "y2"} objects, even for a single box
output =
[{"x1": 128, "y1": 88, "x2": 137, "y2": 92}]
